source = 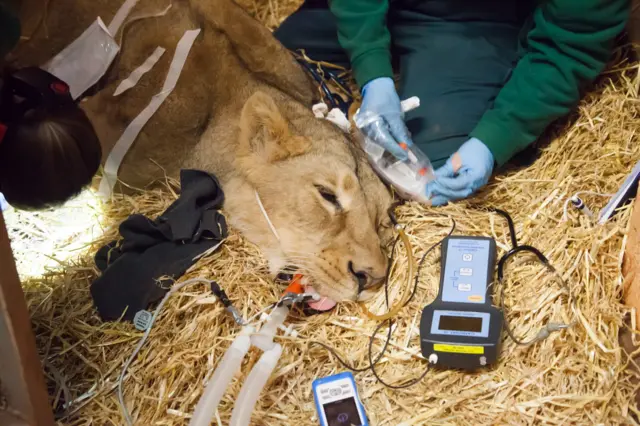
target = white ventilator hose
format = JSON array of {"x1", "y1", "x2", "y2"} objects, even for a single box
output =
[
  {"x1": 188, "y1": 328, "x2": 253, "y2": 426},
  {"x1": 228, "y1": 305, "x2": 289, "y2": 425},
  {"x1": 229, "y1": 343, "x2": 283, "y2": 426},
  {"x1": 188, "y1": 305, "x2": 290, "y2": 426}
]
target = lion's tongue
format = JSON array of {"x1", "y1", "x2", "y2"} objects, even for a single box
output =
[{"x1": 304, "y1": 285, "x2": 337, "y2": 311}]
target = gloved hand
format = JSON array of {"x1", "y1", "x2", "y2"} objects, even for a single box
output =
[
  {"x1": 357, "y1": 77, "x2": 413, "y2": 160},
  {"x1": 425, "y1": 137, "x2": 494, "y2": 206}
]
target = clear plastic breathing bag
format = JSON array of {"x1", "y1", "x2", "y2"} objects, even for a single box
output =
[{"x1": 353, "y1": 98, "x2": 435, "y2": 204}]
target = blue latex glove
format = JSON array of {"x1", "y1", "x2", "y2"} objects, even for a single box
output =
[
  {"x1": 358, "y1": 77, "x2": 413, "y2": 160},
  {"x1": 0, "y1": 192, "x2": 7, "y2": 211},
  {"x1": 425, "y1": 137, "x2": 494, "y2": 206}
]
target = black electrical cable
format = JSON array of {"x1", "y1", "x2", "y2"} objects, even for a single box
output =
[
  {"x1": 311, "y1": 212, "x2": 455, "y2": 389},
  {"x1": 312, "y1": 204, "x2": 571, "y2": 389},
  {"x1": 210, "y1": 281, "x2": 232, "y2": 307},
  {"x1": 404, "y1": 217, "x2": 456, "y2": 307},
  {"x1": 309, "y1": 235, "x2": 397, "y2": 373},
  {"x1": 367, "y1": 319, "x2": 431, "y2": 389},
  {"x1": 488, "y1": 207, "x2": 571, "y2": 346},
  {"x1": 490, "y1": 208, "x2": 518, "y2": 248},
  {"x1": 366, "y1": 217, "x2": 456, "y2": 389}
]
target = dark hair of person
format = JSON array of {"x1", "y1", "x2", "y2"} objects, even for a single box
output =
[{"x1": 0, "y1": 67, "x2": 101, "y2": 210}]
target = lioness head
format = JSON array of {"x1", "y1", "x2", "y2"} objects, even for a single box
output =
[{"x1": 228, "y1": 91, "x2": 393, "y2": 302}]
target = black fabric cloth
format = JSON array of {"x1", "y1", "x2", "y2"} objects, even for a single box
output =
[{"x1": 91, "y1": 169, "x2": 227, "y2": 321}]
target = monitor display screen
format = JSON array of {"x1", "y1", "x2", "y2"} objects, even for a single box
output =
[
  {"x1": 322, "y1": 397, "x2": 363, "y2": 426},
  {"x1": 438, "y1": 315, "x2": 483, "y2": 333}
]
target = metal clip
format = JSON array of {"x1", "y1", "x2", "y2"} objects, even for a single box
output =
[
  {"x1": 277, "y1": 292, "x2": 319, "y2": 307},
  {"x1": 533, "y1": 322, "x2": 572, "y2": 343},
  {"x1": 226, "y1": 306, "x2": 247, "y2": 326}
]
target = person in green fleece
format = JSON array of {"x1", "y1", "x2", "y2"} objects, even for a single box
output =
[{"x1": 275, "y1": 0, "x2": 629, "y2": 206}]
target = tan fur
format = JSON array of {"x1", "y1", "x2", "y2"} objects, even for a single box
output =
[{"x1": 10, "y1": 0, "x2": 394, "y2": 302}]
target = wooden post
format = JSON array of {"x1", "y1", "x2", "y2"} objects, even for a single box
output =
[
  {"x1": 0, "y1": 210, "x2": 54, "y2": 426},
  {"x1": 623, "y1": 190, "x2": 640, "y2": 328},
  {"x1": 621, "y1": 191, "x2": 640, "y2": 408}
]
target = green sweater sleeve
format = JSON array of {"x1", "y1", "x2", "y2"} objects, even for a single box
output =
[
  {"x1": 328, "y1": 0, "x2": 393, "y2": 88},
  {"x1": 470, "y1": 0, "x2": 629, "y2": 166}
]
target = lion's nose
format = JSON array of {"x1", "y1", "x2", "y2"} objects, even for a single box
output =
[{"x1": 348, "y1": 261, "x2": 385, "y2": 293}]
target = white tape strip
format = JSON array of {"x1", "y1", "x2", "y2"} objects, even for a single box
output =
[
  {"x1": 326, "y1": 108, "x2": 351, "y2": 132},
  {"x1": 108, "y1": 0, "x2": 140, "y2": 36},
  {"x1": 113, "y1": 46, "x2": 166, "y2": 96},
  {"x1": 98, "y1": 29, "x2": 201, "y2": 199},
  {"x1": 44, "y1": 18, "x2": 120, "y2": 100},
  {"x1": 116, "y1": 3, "x2": 173, "y2": 45}
]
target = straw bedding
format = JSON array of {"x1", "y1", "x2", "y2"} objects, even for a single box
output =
[{"x1": 5, "y1": 1, "x2": 640, "y2": 424}]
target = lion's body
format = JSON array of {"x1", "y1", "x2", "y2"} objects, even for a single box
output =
[{"x1": 10, "y1": 0, "x2": 394, "y2": 302}]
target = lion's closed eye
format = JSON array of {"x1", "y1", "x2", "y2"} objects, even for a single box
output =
[{"x1": 315, "y1": 184, "x2": 342, "y2": 212}]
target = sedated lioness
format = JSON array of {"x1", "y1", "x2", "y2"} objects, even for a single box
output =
[{"x1": 10, "y1": 0, "x2": 395, "y2": 303}]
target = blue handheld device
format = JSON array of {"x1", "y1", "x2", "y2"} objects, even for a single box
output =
[
  {"x1": 312, "y1": 372, "x2": 368, "y2": 426},
  {"x1": 420, "y1": 236, "x2": 503, "y2": 370}
]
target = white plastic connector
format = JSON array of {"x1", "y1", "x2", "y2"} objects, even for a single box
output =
[
  {"x1": 570, "y1": 195, "x2": 594, "y2": 218},
  {"x1": 253, "y1": 306, "x2": 289, "y2": 351},
  {"x1": 281, "y1": 324, "x2": 298, "y2": 338},
  {"x1": 428, "y1": 353, "x2": 438, "y2": 364},
  {"x1": 400, "y1": 96, "x2": 420, "y2": 113},
  {"x1": 259, "y1": 313, "x2": 298, "y2": 338}
]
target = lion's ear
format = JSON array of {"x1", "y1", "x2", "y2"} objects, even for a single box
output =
[{"x1": 238, "y1": 91, "x2": 310, "y2": 162}]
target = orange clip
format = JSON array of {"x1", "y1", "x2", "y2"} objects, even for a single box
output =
[{"x1": 282, "y1": 273, "x2": 305, "y2": 295}]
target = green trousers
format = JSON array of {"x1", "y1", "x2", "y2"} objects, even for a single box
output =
[
  {"x1": 0, "y1": 0, "x2": 21, "y2": 60},
  {"x1": 275, "y1": 0, "x2": 536, "y2": 168}
]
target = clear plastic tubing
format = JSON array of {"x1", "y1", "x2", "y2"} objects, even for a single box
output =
[
  {"x1": 188, "y1": 329, "x2": 253, "y2": 426},
  {"x1": 229, "y1": 344, "x2": 283, "y2": 426}
]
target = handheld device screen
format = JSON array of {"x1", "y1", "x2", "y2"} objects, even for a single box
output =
[
  {"x1": 322, "y1": 397, "x2": 362, "y2": 426},
  {"x1": 438, "y1": 315, "x2": 483, "y2": 333}
]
